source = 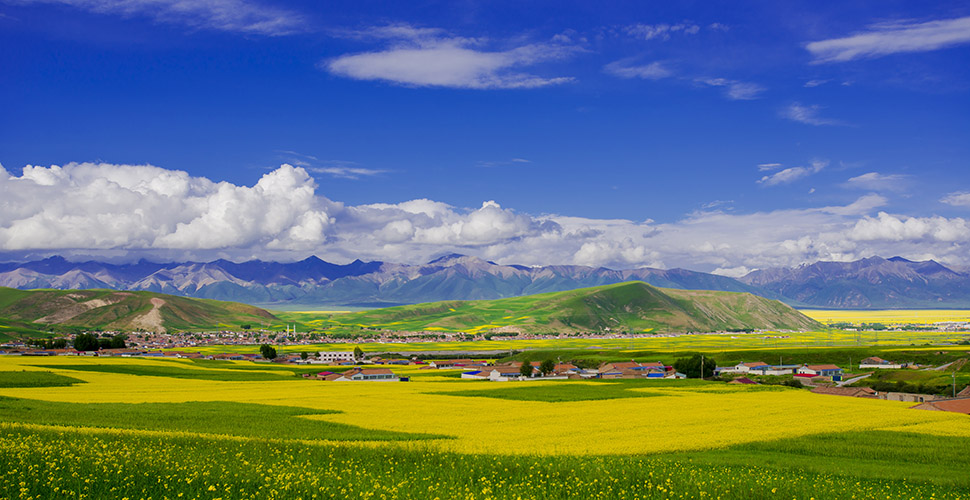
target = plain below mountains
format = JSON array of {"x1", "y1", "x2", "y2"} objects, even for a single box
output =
[
  {"x1": 0, "y1": 287, "x2": 278, "y2": 335},
  {"x1": 318, "y1": 282, "x2": 821, "y2": 334},
  {"x1": 1, "y1": 254, "x2": 969, "y2": 310}
]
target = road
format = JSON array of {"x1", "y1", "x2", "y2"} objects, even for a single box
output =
[
  {"x1": 837, "y1": 373, "x2": 872, "y2": 387},
  {"x1": 928, "y1": 360, "x2": 957, "y2": 371}
]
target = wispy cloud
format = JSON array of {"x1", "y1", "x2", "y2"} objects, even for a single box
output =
[
  {"x1": 278, "y1": 153, "x2": 386, "y2": 180},
  {"x1": 701, "y1": 199, "x2": 734, "y2": 210},
  {"x1": 477, "y1": 158, "x2": 532, "y2": 168},
  {"x1": 806, "y1": 16, "x2": 970, "y2": 63},
  {"x1": 782, "y1": 102, "x2": 842, "y2": 126},
  {"x1": 696, "y1": 78, "x2": 765, "y2": 100},
  {"x1": 325, "y1": 24, "x2": 579, "y2": 89},
  {"x1": 757, "y1": 163, "x2": 782, "y2": 171},
  {"x1": 310, "y1": 166, "x2": 386, "y2": 180},
  {"x1": 758, "y1": 160, "x2": 828, "y2": 186},
  {"x1": 11, "y1": 0, "x2": 305, "y2": 35},
  {"x1": 842, "y1": 172, "x2": 909, "y2": 192},
  {"x1": 804, "y1": 79, "x2": 829, "y2": 87},
  {"x1": 603, "y1": 60, "x2": 672, "y2": 80},
  {"x1": 942, "y1": 191, "x2": 970, "y2": 207},
  {"x1": 623, "y1": 22, "x2": 700, "y2": 41}
]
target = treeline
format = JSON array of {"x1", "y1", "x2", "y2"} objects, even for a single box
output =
[{"x1": 72, "y1": 333, "x2": 127, "y2": 351}]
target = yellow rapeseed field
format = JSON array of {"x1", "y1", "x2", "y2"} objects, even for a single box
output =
[
  {"x1": 1, "y1": 356, "x2": 967, "y2": 456},
  {"x1": 802, "y1": 309, "x2": 970, "y2": 325}
]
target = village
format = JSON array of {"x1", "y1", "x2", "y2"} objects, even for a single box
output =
[{"x1": 5, "y1": 340, "x2": 968, "y2": 415}]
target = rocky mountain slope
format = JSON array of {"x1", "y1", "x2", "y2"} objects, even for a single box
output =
[
  {"x1": 740, "y1": 256, "x2": 970, "y2": 308},
  {"x1": 0, "y1": 287, "x2": 278, "y2": 334}
]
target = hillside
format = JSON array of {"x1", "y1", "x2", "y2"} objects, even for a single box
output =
[
  {"x1": 0, "y1": 287, "x2": 278, "y2": 334},
  {"x1": 315, "y1": 281, "x2": 819, "y2": 334}
]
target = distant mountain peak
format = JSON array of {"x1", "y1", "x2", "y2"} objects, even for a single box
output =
[{"x1": 427, "y1": 253, "x2": 469, "y2": 264}]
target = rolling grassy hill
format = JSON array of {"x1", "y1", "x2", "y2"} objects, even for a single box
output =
[
  {"x1": 302, "y1": 281, "x2": 820, "y2": 334},
  {"x1": 0, "y1": 287, "x2": 278, "y2": 336}
]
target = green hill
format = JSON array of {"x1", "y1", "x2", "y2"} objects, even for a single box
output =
[
  {"x1": 0, "y1": 287, "x2": 278, "y2": 335},
  {"x1": 311, "y1": 281, "x2": 820, "y2": 334}
]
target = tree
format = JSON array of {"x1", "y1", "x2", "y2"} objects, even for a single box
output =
[
  {"x1": 109, "y1": 334, "x2": 127, "y2": 349},
  {"x1": 300, "y1": 351, "x2": 308, "y2": 360},
  {"x1": 673, "y1": 354, "x2": 716, "y2": 379},
  {"x1": 519, "y1": 360, "x2": 534, "y2": 378},
  {"x1": 539, "y1": 359, "x2": 556, "y2": 376},
  {"x1": 353, "y1": 346, "x2": 365, "y2": 361},
  {"x1": 259, "y1": 344, "x2": 277, "y2": 360},
  {"x1": 73, "y1": 333, "x2": 100, "y2": 351}
]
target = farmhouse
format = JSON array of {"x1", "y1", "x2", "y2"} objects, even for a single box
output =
[
  {"x1": 797, "y1": 364, "x2": 844, "y2": 378},
  {"x1": 598, "y1": 361, "x2": 665, "y2": 374},
  {"x1": 859, "y1": 356, "x2": 904, "y2": 369},
  {"x1": 810, "y1": 386, "x2": 877, "y2": 398},
  {"x1": 911, "y1": 397, "x2": 970, "y2": 415},
  {"x1": 553, "y1": 363, "x2": 580, "y2": 375},
  {"x1": 728, "y1": 377, "x2": 758, "y2": 385},
  {"x1": 722, "y1": 361, "x2": 769, "y2": 373},
  {"x1": 317, "y1": 351, "x2": 356, "y2": 363},
  {"x1": 748, "y1": 364, "x2": 799, "y2": 376},
  {"x1": 428, "y1": 359, "x2": 488, "y2": 369},
  {"x1": 881, "y1": 392, "x2": 942, "y2": 403},
  {"x1": 316, "y1": 368, "x2": 400, "y2": 381}
]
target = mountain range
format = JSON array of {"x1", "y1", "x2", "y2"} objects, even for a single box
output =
[
  {"x1": 2, "y1": 254, "x2": 969, "y2": 309},
  {"x1": 739, "y1": 256, "x2": 970, "y2": 309}
]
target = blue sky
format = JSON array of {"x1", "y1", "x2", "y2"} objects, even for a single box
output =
[{"x1": 2, "y1": 0, "x2": 970, "y2": 273}]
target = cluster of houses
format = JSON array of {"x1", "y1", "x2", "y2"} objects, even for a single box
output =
[
  {"x1": 456, "y1": 360, "x2": 689, "y2": 382},
  {"x1": 716, "y1": 361, "x2": 846, "y2": 382},
  {"x1": 715, "y1": 356, "x2": 928, "y2": 384}
]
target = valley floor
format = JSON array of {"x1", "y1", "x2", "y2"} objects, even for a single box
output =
[{"x1": 1, "y1": 355, "x2": 969, "y2": 499}]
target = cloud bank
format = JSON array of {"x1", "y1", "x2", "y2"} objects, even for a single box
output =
[{"x1": 2, "y1": 162, "x2": 970, "y2": 273}]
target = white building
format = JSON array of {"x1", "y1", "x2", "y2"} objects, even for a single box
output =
[
  {"x1": 317, "y1": 351, "x2": 356, "y2": 363},
  {"x1": 859, "y1": 357, "x2": 903, "y2": 369}
]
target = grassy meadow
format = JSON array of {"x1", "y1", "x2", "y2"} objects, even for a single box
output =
[
  {"x1": 265, "y1": 282, "x2": 821, "y2": 335},
  {"x1": 1, "y1": 355, "x2": 970, "y2": 499}
]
